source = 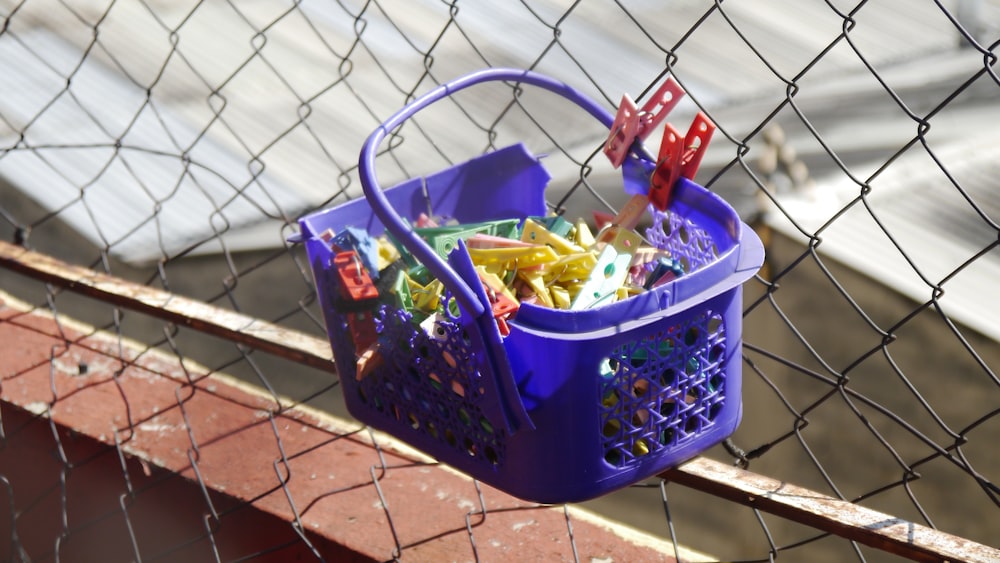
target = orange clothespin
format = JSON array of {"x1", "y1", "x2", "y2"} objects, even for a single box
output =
[
  {"x1": 604, "y1": 78, "x2": 685, "y2": 169},
  {"x1": 648, "y1": 112, "x2": 715, "y2": 211}
]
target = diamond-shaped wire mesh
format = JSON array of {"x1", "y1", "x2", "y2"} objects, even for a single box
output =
[{"x1": 1, "y1": 1, "x2": 998, "y2": 561}]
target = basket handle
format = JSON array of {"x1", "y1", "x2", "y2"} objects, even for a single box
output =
[{"x1": 359, "y1": 68, "x2": 650, "y2": 317}]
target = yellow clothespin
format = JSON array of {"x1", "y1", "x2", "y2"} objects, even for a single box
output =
[
  {"x1": 540, "y1": 252, "x2": 599, "y2": 284},
  {"x1": 476, "y1": 266, "x2": 518, "y2": 304},
  {"x1": 409, "y1": 277, "x2": 444, "y2": 314},
  {"x1": 376, "y1": 237, "x2": 401, "y2": 270},
  {"x1": 467, "y1": 244, "x2": 560, "y2": 270},
  {"x1": 550, "y1": 285, "x2": 571, "y2": 309},
  {"x1": 573, "y1": 219, "x2": 595, "y2": 248},
  {"x1": 517, "y1": 269, "x2": 553, "y2": 308},
  {"x1": 520, "y1": 218, "x2": 584, "y2": 255}
]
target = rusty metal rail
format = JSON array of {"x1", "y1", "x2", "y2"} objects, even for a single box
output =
[
  {"x1": 662, "y1": 458, "x2": 999, "y2": 563},
  {"x1": 0, "y1": 240, "x2": 333, "y2": 372},
  {"x1": 1, "y1": 239, "x2": 997, "y2": 562}
]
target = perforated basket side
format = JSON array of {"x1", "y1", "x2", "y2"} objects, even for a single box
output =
[
  {"x1": 354, "y1": 307, "x2": 508, "y2": 468},
  {"x1": 598, "y1": 308, "x2": 727, "y2": 469}
]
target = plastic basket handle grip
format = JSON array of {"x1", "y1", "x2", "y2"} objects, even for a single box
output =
[{"x1": 358, "y1": 68, "x2": 643, "y2": 317}]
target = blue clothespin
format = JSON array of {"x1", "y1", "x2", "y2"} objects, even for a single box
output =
[
  {"x1": 332, "y1": 226, "x2": 381, "y2": 280},
  {"x1": 643, "y1": 256, "x2": 685, "y2": 290}
]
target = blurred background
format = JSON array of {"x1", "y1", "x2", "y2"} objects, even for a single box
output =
[{"x1": 1, "y1": 1, "x2": 998, "y2": 561}]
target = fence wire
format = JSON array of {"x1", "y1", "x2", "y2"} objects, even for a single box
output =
[{"x1": 1, "y1": 1, "x2": 998, "y2": 561}]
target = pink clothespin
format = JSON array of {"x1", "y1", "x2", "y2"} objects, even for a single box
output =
[
  {"x1": 603, "y1": 78, "x2": 685, "y2": 168},
  {"x1": 635, "y1": 77, "x2": 684, "y2": 141},
  {"x1": 603, "y1": 95, "x2": 639, "y2": 169},
  {"x1": 648, "y1": 112, "x2": 715, "y2": 210}
]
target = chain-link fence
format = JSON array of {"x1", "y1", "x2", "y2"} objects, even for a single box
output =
[{"x1": 1, "y1": 1, "x2": 998, "y2": 561}]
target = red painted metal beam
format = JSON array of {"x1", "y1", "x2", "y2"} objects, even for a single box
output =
[{"x1": 3, "y1": 239, "x2": 999, "y2": 562}]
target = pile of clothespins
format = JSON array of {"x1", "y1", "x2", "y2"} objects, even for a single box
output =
[{"x1": 321, "y1": 76, "x2": 715, "y2": 366}]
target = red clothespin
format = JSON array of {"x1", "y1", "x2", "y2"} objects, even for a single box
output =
[
  {"x1": 478, "y1": 271, "x2": 518, "y2": 337},
  {"x1": 603, "y1": 78, "x2": 685, "y2": 169},
  {"x1": 333, "y1": 251, "x2": 380, "y2": 352},
  {"x1": 346, "y1": 311, "x2": 378, "y2": 352},
  {"x1": 679, "y1": 112, "x2": 715, "y2": 181},
  {"x1": 333, "y1": 251, "x2": 379, "y2": 302},
  {"x1": 648, "y1": 112, "x2": 716, "y2": 211},
  {"x1": 592, "y1": 210, "x2": 615, "y2": 231}
]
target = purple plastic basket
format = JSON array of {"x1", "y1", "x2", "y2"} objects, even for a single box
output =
[{"x1": 299, "y1": 69, "x2": 764, "y2": 503}]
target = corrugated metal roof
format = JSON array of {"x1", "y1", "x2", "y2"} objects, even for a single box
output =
[
  {"x1": 765, "y1": 119, "x2": 1000, "y2": 342},
  {"x1": 0, "y1": 25, "x2": 309, "y2": 263},
  {"x1": 0, "y1": 0, "x2": 988, "y2": 265}
]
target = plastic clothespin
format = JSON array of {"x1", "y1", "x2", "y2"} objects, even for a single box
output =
[
  {"x1": 603, "y1": 95, "x2": 639, "y2": 169},
  {"x1": 391, "y1": 270, "x2": 415, "y2": 315},
  {"x1": 332, "y1": 251, "x2": 380, "y2": 353},
  {"x1": 416, "y1": 225, "x2": 485, "y2": 259},
  {"x1": 478, "y1": 271, "x2": 518, "y2": 336},
  {"x1": 415, "y1": 213, "x2": 440, "y2": 228},
  {"x1": 376, "y1": 237, "x2": 400, "y2": 271},
  {"x1": 550, "y1": 285, "x2": 571, "y2": 310},
  {"x1": 643, "y1": 256, "x2": 685, "y2": 290},
  {"x1": 574, "y1": 219, "x2": 595, "y2": 248},
  {"x1": 332, "y1": 226, "x2": 381, "y2": 280},
  {"x1": 333, "y1": 251, "x2": 379, "y2": 303},
  {"x1": 593, "y1": 211, "x2": 615, "y2": 231},
  {"x1": 466, "y1": 233, "x2": 534, "y2": 250},
  {"x1": 648, "y1": 112, "x2": 716, "y2": 211},
  {"x1": 594, "y1": 185, "x2": 656, "y2": 253},
  {"x1": 606, "y1": 193, "x2": 652, "y2": 234},
  {"x1": 417, "y1": 219, "x2": 521, "y2": 258},
  {"x1": 412, "y1": 279, "x2": 444, "y2": 314},
  {"x1": 678, "y1": 112, "x2": 715, "y2": 184},
  {"x1": 635, "y1": 77, "x2": 685, "y2": 141},
  {"x1": 319, "y1": 228, "x2": 336, "y2": 244},
  {"x1": 520, "y1": 218, "x2": 584, "y2": 255},
  {"x1": 345, "y1": 310, "x2": 378, "y2": 354},
  {"x1": 571, "y1": 229, "x2": 642, "y2": 310},
  {"x1": 516, "y1": 270, "x2": 554, "y2": 308},
  {"x1": 627, "y1": 248, "x2": 672, "y2": 285},
  {"x1": 603, "y1": 78, "x2": 685, "y2": 169},
  {"x1": 467, "y1": 244, "x2": 560, "y2": 270},
  {"x1": 531, "y1": 215, "x2": 574, "y2": 238},
  {"x1": 541, "y1": 252, "x2": 598, "y2": 284},
  {"x1": 648, "y1": 123, "x2": 684, "y2": 211},
  {"x1": 477, "y1": 268, "x2": 518, "y2": 304},
  {"x1": 356, "y1": 342, "x2": 383, "y2": 380}
]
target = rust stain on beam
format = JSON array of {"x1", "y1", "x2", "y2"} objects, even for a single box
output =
[
  {"x1": 662, "y1": 457, "x2": 1000, "y2": 563},
  {"x1": 0, "y1": 240, "x2": 334, "y2": 372}
]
